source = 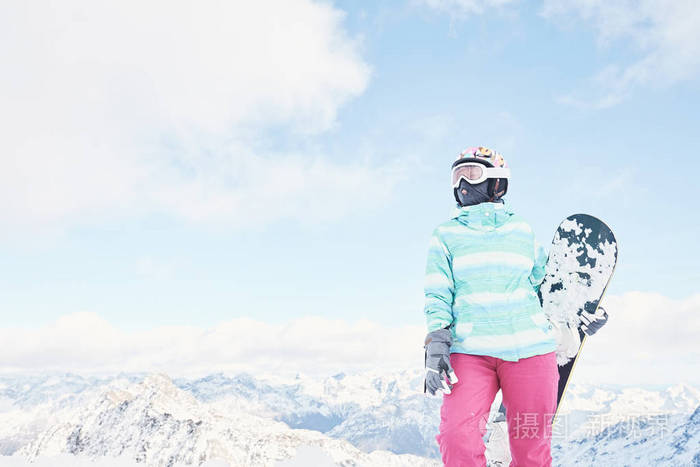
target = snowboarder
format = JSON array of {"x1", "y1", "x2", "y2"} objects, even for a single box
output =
[{"x1": 423, "y1": 147, "x2": 559, "y2": 466}]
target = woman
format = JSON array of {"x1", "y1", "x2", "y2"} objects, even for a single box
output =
[{"x1": 423, "y1": 146, "x2": 558, "y2": 466}]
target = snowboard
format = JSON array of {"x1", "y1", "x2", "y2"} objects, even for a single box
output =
[{"x1": 484, "y1": 213, "x2": 618, "y2": 465}]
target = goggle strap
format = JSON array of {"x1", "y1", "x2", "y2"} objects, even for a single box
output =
[{"x1": 486, "y1": 167, "x2": 510, "y2": 179}]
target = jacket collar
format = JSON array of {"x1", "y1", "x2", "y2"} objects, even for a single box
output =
[{"x1": 451, "y1": 199, "x2": 513, "y2": 229}]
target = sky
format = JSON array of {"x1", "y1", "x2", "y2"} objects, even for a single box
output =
[{"x1": 1, "y1": 0, "x2": 699, "y2": 385}]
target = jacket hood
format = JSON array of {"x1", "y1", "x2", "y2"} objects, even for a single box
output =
[{"x1": 451, "y1": 199, "x2": 514, "y2": 229}]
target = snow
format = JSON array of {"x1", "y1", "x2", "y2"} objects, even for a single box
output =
[
  {"x1": 1, "y1": 454, "x2": 138, "y2": 466},
  {"x1": 0, "y1": 372, "x2": 696, "y2": 466},
  {"x1": 1, "y1": 372, "x2": 440, "y2": 467},
  {"x1": 0, "y1": 448, "x2": 340, "y2": 467},
  {"x1": 272, "y1": 445, "x2": 335, "y2": 467},
  {"x1": 1, "y1": 453, "x2": 231, "y2": 466}
]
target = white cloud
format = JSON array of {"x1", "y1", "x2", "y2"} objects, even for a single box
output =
[
  {"x1": 418, "y1": 0, "x2": 700, "y2": 107},
  {"x1": 0, "y1": 1, "x2": 394, "y2": 231},
  {"x1": 574, "y1": 291, "x2": 700, "y2": 386},
  {"x1": 147, "y1": 144, "x2": 406, "y2": 227},
  {"x1": 542, "y1": 0, "x2": 700, "y2": 107},
  {"x1": 2, "y1": 0, "x2": 368, "y2": 133},
  {"x1": 0, "y1": 311, "x2": 426, "y2": 380},
  {"x1": 1, "y1": 292, "x2": 698, "y2": 385}
]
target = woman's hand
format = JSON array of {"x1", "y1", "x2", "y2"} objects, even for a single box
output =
[
  {"x1": 579, "y1": 306, "x2": 609, "y2": 336},
  {"x1": 423, "y1": 327, "x2": 459, "y2": 395}
]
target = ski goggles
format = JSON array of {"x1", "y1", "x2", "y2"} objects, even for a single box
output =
[{"x1": 451, "y1": 162, "x2": 511, "y2": 187}]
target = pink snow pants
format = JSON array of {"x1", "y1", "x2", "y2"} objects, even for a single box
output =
[{"x1": 435, "y1": 351, "x2": 559, "y2": 467}]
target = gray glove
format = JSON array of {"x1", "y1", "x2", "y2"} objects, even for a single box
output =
[
  {"x1": 423, "y1": 326, "x2": 458, "y2": 396},
  {"x1": 579, "y1": 306, "x2": 609, "y2": 336}
]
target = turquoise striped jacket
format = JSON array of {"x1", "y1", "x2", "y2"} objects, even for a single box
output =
[{"x1": 423, "y1": 200, "x2": 557, "y2": 361}]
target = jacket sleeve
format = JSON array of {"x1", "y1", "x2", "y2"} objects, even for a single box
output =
[
  {"x1": 424, "y1": 229, "x2": 455, "y2": 332},
  {"x1": 528, "y1": 238, "x2": 548, "y2": 294}
]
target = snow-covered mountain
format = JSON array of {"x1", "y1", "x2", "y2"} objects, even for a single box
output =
[
  {"x1": 551, "y1": 405, "x2": 700, "y2": 466},
  {"x1": 0, "y1": 371, "x2": 697, "y2": 466},
  {"x1": 548, "y1": 382, "x2": 700, "y2": 466},
  {"x1": 175, "y1": 369, "x2": 440, "y2": 458},
  {"x1": 1, "y1": 373, "x2": 438, "y2": 467},
  {"x1": 175, "y1": 371, "x2": 700, "y2": 463}
]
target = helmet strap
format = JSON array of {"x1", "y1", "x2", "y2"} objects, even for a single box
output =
[{"x1": 489, "y1": 179, "x2": 507, "y2": 201}]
